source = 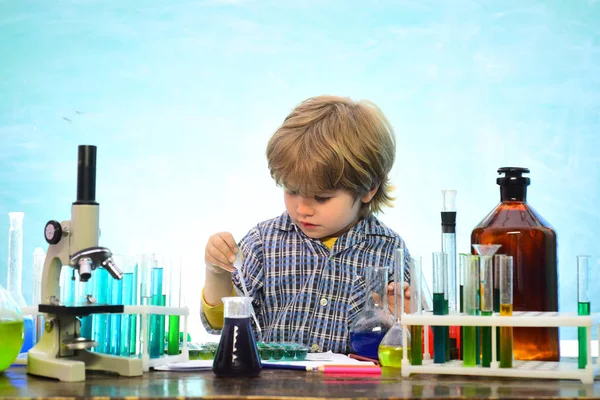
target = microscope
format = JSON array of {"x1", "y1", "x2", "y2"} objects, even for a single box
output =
[{"x1": 27, "y1": 145, "x2": 143, "y2": 382}]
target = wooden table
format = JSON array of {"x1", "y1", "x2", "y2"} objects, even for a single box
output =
[{"x1": 1, "y1": 365, "x2": 599, "y2": 399}]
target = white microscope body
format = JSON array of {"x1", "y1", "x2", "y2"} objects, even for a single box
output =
[{"x1": 27, "y1": 145, "x2": 142, "y2": 382}]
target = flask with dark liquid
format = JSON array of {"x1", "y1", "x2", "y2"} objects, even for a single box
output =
[
  {"x1": 213, "y1": 297, "x2": 262, "y2": 377},
  {"x1": 471, "y1": 167, "x2": 559, "y2": 361}
]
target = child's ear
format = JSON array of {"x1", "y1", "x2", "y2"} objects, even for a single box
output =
[{"x1": 361, "y1": 185, "x2": 379, "y2": 203}]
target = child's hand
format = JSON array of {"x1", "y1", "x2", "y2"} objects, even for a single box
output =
[
  {"x1": 205, "y1": 232, "x2": 238, "y2": 274},
  {"x1": 386, "y1": 282, "x2": 411, "y2": 316}
]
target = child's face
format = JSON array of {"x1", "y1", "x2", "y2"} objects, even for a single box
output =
[{"x1": 284, "y1": 188, "x2": 375, "y2": 239}]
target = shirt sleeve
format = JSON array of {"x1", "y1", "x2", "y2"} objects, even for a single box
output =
[{"x1": 200, "y1": 287, "x2": 236, "y2": 330}]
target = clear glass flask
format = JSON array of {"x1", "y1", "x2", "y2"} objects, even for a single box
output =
[
  {"x1": 213, "y1": 297, "x2": 262, "y2": 377},
  {"x1": 378, "y1": 249, "x2": 411, "y2": 368},
  {"x1": 0, "y1": 284, "x2": 24, "y2": 372},
  {"x1": 349, "y1": 266, "x2": 394, "y2": 359}
]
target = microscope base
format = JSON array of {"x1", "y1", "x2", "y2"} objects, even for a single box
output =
[{"x1": 27, "y1": 349, "x2": 143, "y2": 382}]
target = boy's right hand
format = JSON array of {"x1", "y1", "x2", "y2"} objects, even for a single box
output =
[{"x1": 205, "y1": 232, "x2": 238, "y2": 274}]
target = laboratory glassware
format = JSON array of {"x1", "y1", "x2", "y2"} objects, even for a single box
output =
[
  {"x1": 409, "y1": 255, "x2": 423, "y2": 365},
  {"x1": 499, "y1": 255, "x2": 514, "y2": 368},
  {"x1": 463, "y1": 255, "x2": 479, "y2": 367},
  {"x1": 458, "y1": 253, "x2": 470, "y2": 360},
  {"x1": 432, "y1": 252, "x2": 447, "y2": 363},
  {"x1": 349, "y1": 266, "x2": 394, "y2": 359},
  {"x1": 7, "y1": 212, "x2": 34, "y2": 353},
  {"x1": 213, "y1": 296, "x2": 262, "y2": 377},
  {"x1": 577, "y1": 255, "x2": 591, "y2": 369},
  {"x1": 479, "y1": 255, "x2": 493, "y2": 367},
  {"x1": 441, "y1": 190, "x2": 459, "y2": 359},
  {"x1": 0, "y1": 284, "x2": 24, "y2": 371},
  {"x1": 471, "y1": 167, "x2": 559, "y2": 361},
  {"x1": 32, "y1": 247, "x2": 45, "y2": 345},
  {"x1": 167, "y1": 255, "x2": 183, "y2": 355},
  {"x1": 233, "y1": 252, "x2": 262, "y2": 343},
  {"x1": 378, "y1": 249, "x2": 411, "y2": 368}
]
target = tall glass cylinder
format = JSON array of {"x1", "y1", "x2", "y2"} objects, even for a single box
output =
[
  {"x1": 577, "y1": 255, "x2": 591, "y2": 369},
  {"x1": 432, "y1": 252, "x2": 447, "y2": 364},
  {"x1": 7, "y1": 212, "x2": 26, "y2": 306},
  {"x1": 410, "y1": 256, "x2": 423, "y2": 365},
  {"x1": 499, "y1": 255, "x2": 513, "y2": 368},
  {"x1": 92, "y1": 268, "x2": 111, "y2": 353},
  {"x1": 463, "y1": 255, "x2": 479, "y2": 367},
  {"x1": 480, "y1": 255, "x2": 493, "y2": 367}
]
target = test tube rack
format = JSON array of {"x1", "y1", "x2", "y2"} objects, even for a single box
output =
[
  {"x1": 21, "y1": 305, "x2": 189, "y2": 373},
  {"x1": 401, "y1": 311, "x2": 600, "y2": 384}
]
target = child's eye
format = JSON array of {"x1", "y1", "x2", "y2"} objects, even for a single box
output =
[{"x1": 314, "y1": 196, "x2": 331, "y2": 203}]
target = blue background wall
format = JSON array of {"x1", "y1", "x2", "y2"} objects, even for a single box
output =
[{"x1": 1, "y1": 0, "x2": 599, "y2": 341}]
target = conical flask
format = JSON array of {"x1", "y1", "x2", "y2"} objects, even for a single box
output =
[
  {"x1": 349, "y1": 266, "x2": 394, "y2": 359},
  {"x1": 0, "y1": 284, "x2": 24, "y2": 372},
  {"x1": 378, "y1": 249, "x2": 411, "y2": 368},
  {"x1": 213, "y1": 296, "x2": 262, "y2": 377},
  {"x1": 471, "y1": 167, "x2": 559, "y2": 361}
]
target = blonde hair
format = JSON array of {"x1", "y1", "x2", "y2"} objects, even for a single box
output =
[{"x1": 266, "y1": 95, "x2": 396, "y2": 217}]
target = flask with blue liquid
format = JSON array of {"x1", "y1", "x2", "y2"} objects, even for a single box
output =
[{"x1": 349, "y1": 266, "x2": 394, "y2": 359}]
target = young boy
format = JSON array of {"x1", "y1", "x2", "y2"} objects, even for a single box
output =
[{"x1": 202, "y1": 95, "x2": 411, "y2": 354}]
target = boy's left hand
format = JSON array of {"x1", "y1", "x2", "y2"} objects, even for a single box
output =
[{"x1": 387, "y1": 282, "x2": 411, "y2": 315}]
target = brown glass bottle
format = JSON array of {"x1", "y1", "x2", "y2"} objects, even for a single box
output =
[{"x1": 471, "y1": 167, "x2": 559, "y2": 362}]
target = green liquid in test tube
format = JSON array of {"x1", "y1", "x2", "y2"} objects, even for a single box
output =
[
  {"x1": 577, "y1": 255, "x2": 591, "y2": 369},
  {"x1": 167, "y1": 256, "x2": 183, "y2": 356},
  {"x1": 409, "y1": 256, "x2": 423, "y2": 365},
  {"x1": 150, "y1": 257, "x2": 164, "y2": 358},
  {"x1": 462, "y1": 255, "x2": 479, "y2": 367}
]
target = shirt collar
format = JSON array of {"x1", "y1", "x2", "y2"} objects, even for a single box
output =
[{"x1": 274, "y1": 212, "x2": 396, "y2": 251}]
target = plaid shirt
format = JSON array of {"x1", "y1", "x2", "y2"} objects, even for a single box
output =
[{"x1": 230, "y1": 211, "x2": 411, "y2": 354}]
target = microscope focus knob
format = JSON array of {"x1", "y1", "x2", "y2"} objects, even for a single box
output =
[{"x1": 44, "y1": 220, "x2": 63, "y2": 244}]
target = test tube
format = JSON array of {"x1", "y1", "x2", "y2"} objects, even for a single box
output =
[
  {"x1": 92, "y1": 268, "x2": 111, "y2": 353},
  {"x1": 109, "y1": 256, "x2": 124, "y2": 355},
  {"x1": 119, "y1": 256, "x2": 136, "y2": 356},
  {"x1": 167, "y1": 255, "x2": 183, "y2": 355},
  {"x1": 32, "y1": 247, "x2": 45, "y2": 345},
  {"x1": 499, "y1": 255, "x2": 513, "y2": 368},
  {"x1": 410, "y1": 256, "x2": 423, "y2": 365},
  {"x1": 432, "y1": 252, "x2": 447, "y2": 364},
  {"x1": 149, "y1": 255, "x2": 164, "y2": 358},
  {"x1": 462, "y1": 255, "x2": 479, "y2": 367},
  {"x1": 577, "y1": 255, "x2": 591, "y2": 369},
  {"x1": 441, "y1": 190, "x2": 458, "y2": 360},
  {"x1": 493, "y1": 254, "x2": 502, "y2": 361},
  {"x1": 458, "y1": 253, "x2": 469, "y2": 360},
  {"x1": 479, "y1": 255, "x2": 493, "y2": 367}
]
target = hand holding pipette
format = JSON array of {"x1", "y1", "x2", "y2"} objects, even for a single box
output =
[{"x1": 205, "y1": 231, "x2": 238, "y2": 274}]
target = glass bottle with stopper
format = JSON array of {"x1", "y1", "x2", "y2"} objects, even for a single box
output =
[{"x1": 471, "y1": 167, "x2": 559, "y2": 362}]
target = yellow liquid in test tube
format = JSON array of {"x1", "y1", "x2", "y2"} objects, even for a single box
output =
[{"x1": 500, "y1": 303, "x2": 513, "y2": 368}]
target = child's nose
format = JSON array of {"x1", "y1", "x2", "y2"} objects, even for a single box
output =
[{"x1": 296, "y1": 198, "x2": 314, "y2": 216}]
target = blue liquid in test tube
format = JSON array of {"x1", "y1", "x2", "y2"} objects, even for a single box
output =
[
  {"x1": 93, "y1": 268, "x2": 111, "y2": 353},
  {"x1": 150, "y1": 265, "x2": 164, "y2": 358}
]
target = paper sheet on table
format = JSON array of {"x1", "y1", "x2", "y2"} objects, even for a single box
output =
[{"x1": 154, "y1": 351, "x2": 371, "y2": 371}]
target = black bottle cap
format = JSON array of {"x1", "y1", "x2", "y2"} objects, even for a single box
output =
[
  {"x1": 497, "y1": 167, "x2": 529, "y2": 201},
  {"x1": 497, "y1": 167, "x2": 530, "y2": 186}
]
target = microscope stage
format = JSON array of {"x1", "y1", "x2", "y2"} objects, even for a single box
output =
[{"x1": 39, "y1": 304, "x2": 124, "y2": 316}]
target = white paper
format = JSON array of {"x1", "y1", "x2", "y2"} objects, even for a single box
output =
[{"x1": 153, "y1": 351, "x2": 371, "y2": 371}]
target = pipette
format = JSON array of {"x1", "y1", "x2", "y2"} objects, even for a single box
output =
[{"x1": 233, "y1": 252, "x2": 262, "y2": 342}]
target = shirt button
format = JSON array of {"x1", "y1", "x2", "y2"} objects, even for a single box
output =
[
  {"x1": 320, "y1": 298, "x2": 328, "y2": 306},
  {"x1": 311, "y1": 344, "x2": 320, "y2": 352}
]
